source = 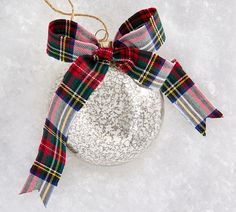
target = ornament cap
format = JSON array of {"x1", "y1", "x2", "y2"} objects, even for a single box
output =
[{"x1": 99, "y1": 41, "x2": 113, "y2": 48}]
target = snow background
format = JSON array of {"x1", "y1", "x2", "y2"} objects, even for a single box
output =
[{"x1": 0, "y1": 0, "x2": 235, "y2": 211}]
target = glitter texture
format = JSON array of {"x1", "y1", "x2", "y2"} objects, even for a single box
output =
[{"x1": 51, "y1": 67, "x2": 164, "y2": 165}]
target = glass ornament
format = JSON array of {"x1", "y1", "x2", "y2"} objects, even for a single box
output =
[{"x1": 51, "y1": 67, "x2": 164, "y2": 166}]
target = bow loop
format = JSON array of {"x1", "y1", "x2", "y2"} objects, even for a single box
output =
[
  {"x1": 114, "y1": 8, "x2": 166, "y2": 51},
  {"x1": 47, "y1": 19, "x2": 99, "y2": 62}
]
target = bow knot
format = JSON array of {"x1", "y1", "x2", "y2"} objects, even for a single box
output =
[{"x1": 94, "y1": 47, "x2": 113, "y2": 63}]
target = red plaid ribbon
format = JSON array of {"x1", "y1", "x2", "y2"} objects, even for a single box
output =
[{"x1": 20, "y1": 8, "x2": 223, "y2": 206}]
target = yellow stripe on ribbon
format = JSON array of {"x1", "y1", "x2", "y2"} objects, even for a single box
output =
[{"x1": 139, "y1": 54, "x2": 158, "y2": 84}]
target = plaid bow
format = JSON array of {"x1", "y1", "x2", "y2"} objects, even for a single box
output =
[{"x1": 20, "y1": 8, "x2": 223, "y2": 206}]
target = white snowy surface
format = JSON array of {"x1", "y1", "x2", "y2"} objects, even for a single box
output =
[{"x1": 0, "y1": 0, "x2": 235, "y2": 211}]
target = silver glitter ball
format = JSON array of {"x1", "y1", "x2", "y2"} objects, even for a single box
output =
[{"x1": 51, "y1": 67, "x2": 164, "y2": 166}]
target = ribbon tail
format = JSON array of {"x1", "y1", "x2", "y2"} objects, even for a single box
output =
[
  {"x1": 19, "y1": 174, "x2": 43, "y2": 194},
  {"x1": 18, "y1": 109, "x2": 68, "y2": 206},
  {"x1": 117, "y1": 49, "x2": 223, "y2": 135},
  {"x1": 160, "y1": 61, "x2": 223, "y2": 135},
  {"x1": 20, "y1": 56, "x2": 109, "y2": 207},
  {"x1": 19, "y1": 174, "x2": 54, "y2": 207}
]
